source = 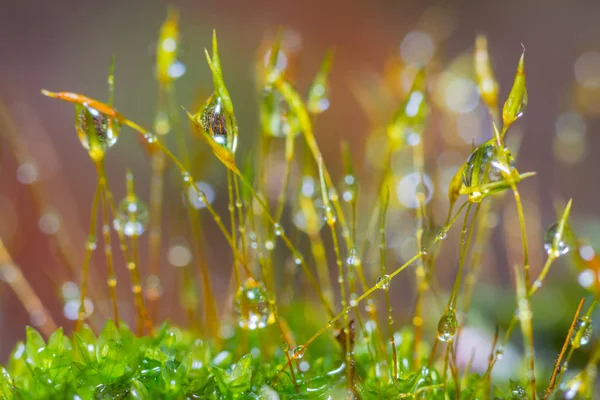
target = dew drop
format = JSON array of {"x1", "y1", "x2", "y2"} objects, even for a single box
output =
[
  {"x1": 181, "y1": 171, "x2": 192, "y2": 183},
  {"x1": 436, "y1": 228, "x2": 447, "y2": 241},
  {"x1": 187, "y1": 181, "x2": 216, "y2": 209},
  {"x1": 113, "y1": 196, "x2": 149, "y2": 237},
  {"x1": 376, "y1": 274, "x2": 391, "y2": 290},
  {"x1": 274, "y1": 223, "x2": 283, "y2": 236},
  {"x1": 234, "y1": 278, "x2": 274, "y2": 330},
  {"x1": 544, "y1": 222, "x2": 571, "y2": 257},
  {"x1": 462, "y1": 143, "x2": 515, "y2": 201},
  {"x1": 570, "y1": 316, "x2": 593, "y2": 348},
  {"x1": 510, "y1": 384, "x2": 527, "y2": 400},
  {"x1": 86, "y1": 234, "x2": 98, "y2": 251},
  {"x1": 107, "y1": 277, "x2": 117, "y2": 288},
  {"x1": 437, "y1": 310, "x2": 458, "y2": 342},
  {"x1": 144, "y1": 132, "x2": 157, "y2": 144},
  {"x1": 200, "y1": 94, "x2": 236, "y2": 152},
  {"x1": 75, "y1": 105, "x2": 119, "y2": 152},
  {"x1": 293, "y1": 345, "x2": 306, "y2": 359}
]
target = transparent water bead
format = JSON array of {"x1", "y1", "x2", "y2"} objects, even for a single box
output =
[
  {"x1": 437, "y1": 310, "x2": 458, "y2": 342},
  {"x1": 376, "y1": 275, "x2": 391, "y2": 290},
  {"x1": 570, "y1": 316, "x2": 593, "y2": 348},
  {"x1": 544, "y1": 222, "x2": 572, "y2": 257},
  {"x1": 462, "y1": 143, "x2": 515, "y2": 191},
  {"x1": 293, "y1": 345, "x2": 306, "y2": 359},
  {"x1": 234, "y1": 278, "x2": 274, "y2": 330},
  {"x1": 200, "y1": 94, "x2": 236, "y2": 152},
  {"x1": 261, "y1": 88, "x2": 298, "y2": 138},
  {"x1": 75, "y1": 104, "x2": 119, "y2": 152},
  {"x1": 293, "y1": 176, "x2": 325, "y2": 234},
  {"x1": 113, "y1": 196, "x2": 150, "y2": 237},
  {"x1": 510, "y1": 384, "x2": 527, "y2": 400}
]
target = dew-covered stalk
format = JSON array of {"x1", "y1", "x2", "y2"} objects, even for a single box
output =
[{"x1": 75, "y1": 183, "x2": 101, "y2": 332}]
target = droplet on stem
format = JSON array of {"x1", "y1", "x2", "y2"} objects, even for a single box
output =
[
  {"x1": 234, "y1": 278, "x2": 274, "y2": 330},
  {"x1": 570, "y1": 316, "x2": 593, "y2": 348},
  {"x1": 544, "y1": 222, "x2": 572, "y2": 257},
  {"x1": 437, "y1": 310, "x2": 458, "y2": 342},
  {"x1": 113, "y1": 197, "x2": 150, "y2": 237},
  {"x1": 75, "y1": 104, "x2": 119, "y2": 154},
  {"x1": 376, "y1": 274, "x2": 391, "y2": 290}
]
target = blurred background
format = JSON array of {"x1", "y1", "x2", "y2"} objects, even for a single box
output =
[{"x1": 1, "y1": 0, "x2": 600, "y2": 375}]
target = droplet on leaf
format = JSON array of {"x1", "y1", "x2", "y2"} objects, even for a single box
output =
[{"x1": 200, "y1": 94, "x2": 236, "y2": 152}]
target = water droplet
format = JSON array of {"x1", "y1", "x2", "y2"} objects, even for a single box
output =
[
  {"x1": 234, "y1": 278, "x2": 274, "y2": 330},
  {"x1": 274, "y1": 223, "x2": 283, "y2": 236},
  {"x1": 261, "y1": 88, "x2": 298, "y2": 138},
  {"x1": 510, "y1": 384, "x2": 528, "y2": 399},
  {"x1": 107, "y1": 277, "x2": 117, "y2": 288},
  {"x1": 293, "y1": 176, "x2": 325, "y2": 234},
  {"x1": 462, "y1": 143, "x2": 515, "y2": 201},
  {"x1": 75, "y1": 105, "x2": 119, "y2": 152},
  {"x1": 495, "y1": 347, "x2": 504, "y2": 360},
  {"x1": 265, "y1": 240, "x2": 275, "y2": 251},
  {"x1": 187, "y1": 181, "x2": 216, "y2": 209},
  {"x1": 341, "y1": 174, "x2": 357, "y2": 203},
  {"x1": 144, "y1": 132, "x2": 157, "y2": 143},
  {"x1": 436, "y1": 228, "x2": 447, "y2": 241},
  {"x1": 38, "y1": 212, "x2": 60, "y2": 235},
  {"x1": 308, "y1": 83, "x2": 330, "y2": 114},
  {"x1": 86, "y1": 235, "x2": 98, "y2": 251},
  {"x1": 376, "y1": 275, "x2": 391, "y2": 290},
  {"x1": 571, "y1": 316, "x2": 593, "y2": 348},
  {"x1": 293, "y1": 345, "x2": 306, "y2": 359},
  {"x1": 293, "y1": 253, "x2": 303, "y2": 265},
  {"x1": 346, "y1": 248, "x2": 360, "y2": 268},
  {"x1": 200, "y1": 94, "x2": 236, "y2": 152},
  {"x1": 437, "y1": 310, "x2": 458, "y2": 342},
  {"x1": 182, "y1": 171, "x2": 192, "y2": 183},
  {"x1": 544, "y1": 222, "x2": 572, "y2": 257},
  {"x1": 113, "y1": 196, "x2": 149, "y2": 237}
]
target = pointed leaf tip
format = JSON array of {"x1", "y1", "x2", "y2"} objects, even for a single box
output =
[{"x1": 502, "y1": 48, "x2": 528, "y2": 131}]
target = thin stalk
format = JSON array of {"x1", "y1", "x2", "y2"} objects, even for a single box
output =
[{"x1": 75, "y1": 182, "x2": 101, "y2": 332}]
